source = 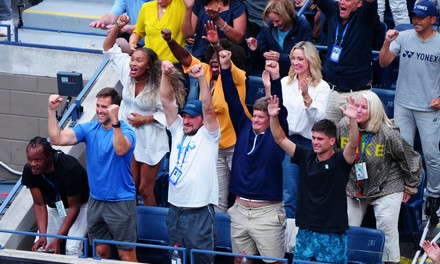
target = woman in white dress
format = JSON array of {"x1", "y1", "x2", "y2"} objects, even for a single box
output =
[{"x1": 103, "y1": 15, "x2": 185, "y2": 205}]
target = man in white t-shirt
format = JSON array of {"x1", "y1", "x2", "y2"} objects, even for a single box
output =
[{"x1": 160, "y1": 60, "x2": 220, "y2": 264}]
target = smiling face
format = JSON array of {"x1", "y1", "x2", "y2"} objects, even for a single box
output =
[
  {"x1": 129, "y1": 50, "x2": 149, "y2": 79},
  {"x1": 412, "y1": 16, "x2": 437, "y2": 34},
  {"x1": 182, "y1": 113, "x2": 204, "y2": 135},
  {"x1": 252, "y1": 110, "x2": 270, "y2": 134},
  {"x1": 268, "y1": 12, "x2": 289, "y2": 32},
  {"x1": 95, "y1": 96, "x2": 112, "y2": 126},
  {"x1": 355, "y1": 97, "x2": 370, "y2": 128},
  {"x1": 26, "y1": 145, "x2": 52, "y2": 175},
  {"x1": 291, "y1": 48, "x2": 310, "y2": 77},
  {"x1": 339, "y1": 0, "x2": 362, "y2": 22},
  {"x1": 311, "y1": 131, "x2": 336, "y2": 155}
]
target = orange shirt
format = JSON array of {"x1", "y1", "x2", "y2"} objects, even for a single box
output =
[{"x1": 184, "y1": 56, "x2": 251, "y2": 149}]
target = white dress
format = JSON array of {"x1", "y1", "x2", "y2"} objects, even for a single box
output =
[{"x1": 106, "y1": 45, "x2": 169, "y2": 165}]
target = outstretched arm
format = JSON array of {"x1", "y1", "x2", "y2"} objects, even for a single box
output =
[
  {"x1": 340, "y1": 96, "x2": 359, "y2": 164},
  {"x1": 379, "y1": 29, "x2": 398, "y2": 67},
  {"x1": 269, "y1": 95, "x2": 297, "y2": 157},
  {"x1": 89, "y1": 12, "x2": 118, "y2": 29},
  {"x1": 161, "y1": 29, "x2": 192, "y2": 67},
  {"x1": 47, "y1": 95, "x2": 78, "y2": 146},
  {"x1": 160, "y1": 61, "x2": 179, "y2": 126},
  {"x1": 103, "y1": 15, "x2": 129, "y2": 51},
  {"x1": 188, "y1": 64, "x2": 219, "y2": 132}
]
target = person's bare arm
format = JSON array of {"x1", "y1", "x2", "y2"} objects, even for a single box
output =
[
  {"x1": 47, "y1": 95, "x2": 78, "y2": 146},
  {"x1": 161, "y1": 29, "x2": 193, "y2": 67},
  {"x1": 269, "y1": 95, "x2": 296, "y2": 157},
  {"x1": 108, "y1": 104, "x2": 132, "y2": 155},
  {"x1": 379, "y1": 29, "x2": 398, "y2": 67},
  {"x1": 30, "y1": 188, "x2": 48, "y2": 252},
  {"x1": 89, "y1": 12, "x2": 118, "y2": 29},
  {"x1": 182, "y1": 0, "x2": 197, "y2": 38},
  {"x1": 103, "y1": 15, "x2": 129, "y2": 51},
  {"x1": 206, "y1": 6, "x2": 247, "y2": 44},
  {"x1": 340, "y1": 97, "x2": 359, "y2": 163},
  {"x1": 189, "y1": 64, "x2": 219, "y2": 132},
  {"x1": 160, "y1": 61, "x2": 179, "y2": 126}
]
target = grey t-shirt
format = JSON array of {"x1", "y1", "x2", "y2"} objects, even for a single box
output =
[{"x1": 390, "y1": 30, "x2": 440, "y2": 111}]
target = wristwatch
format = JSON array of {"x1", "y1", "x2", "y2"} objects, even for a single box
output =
[{"x1": 112, "y1": 121, "x2": 121, "y2": 128}]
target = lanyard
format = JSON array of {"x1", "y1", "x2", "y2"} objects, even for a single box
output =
[
  {"x1": 42, "y1": 173, "x2": 61, "y2": 200},
  {"x1": 359, "y1": 133, "x2": 372, "y2": 163},
  {"x1": 176, "y1": 135, "x2": 194, "y2": 168},
  {"x1": 334, "y1": 21, "x2": 350, "y2": 46}
]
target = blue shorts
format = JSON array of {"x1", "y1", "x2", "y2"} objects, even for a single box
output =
[{"x1": 294, "y1": 228, "x2": 347, "y2": 264}]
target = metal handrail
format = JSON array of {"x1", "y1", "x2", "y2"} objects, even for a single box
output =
[
  {"x1": 0, "y1": 57, "x2": 110, "y2": 215},
  {"x1": 0, "y1": 162, "x2": 21, "y2": 176},
  {"x1": 297, "y1": 0, "x2": 312, "y2": 17},
  {"x1": 91, "y1": 239, "x2": 187, "y2": 263},
  {"x1": 0, "y1": 229, "x2": 88, "y2": 258},
  {"x1": 190, "y1": 249, "x2": 289, "y2": 263}
]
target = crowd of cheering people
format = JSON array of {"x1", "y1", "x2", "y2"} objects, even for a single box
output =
[{"x1": 22, "y1": 0, "x2": 440, "y2": 262}]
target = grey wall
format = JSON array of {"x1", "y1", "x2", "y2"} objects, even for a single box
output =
[{"x1": 0, "y1": 44, "x2": 105, "y2": 179}]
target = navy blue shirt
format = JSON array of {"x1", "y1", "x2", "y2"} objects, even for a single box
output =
[
  {"x1": 316, "y1": 0, "x2": 377, "y2": 91},
  {"x1": 221, "y1": 67, "x2": 288, "y2": 201}
]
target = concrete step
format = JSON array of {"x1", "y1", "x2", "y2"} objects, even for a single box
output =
[{"x1": 22, "y1": 0, "x2": 113, "y2": 34}]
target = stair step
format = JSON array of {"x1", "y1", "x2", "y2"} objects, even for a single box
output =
[{"x1": 22, "y1": 0, "x2": 113, "y2": 34}]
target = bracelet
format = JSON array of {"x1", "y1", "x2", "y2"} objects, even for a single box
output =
[
  {"x1": 210, "y1": 41, "x2": 220, "y2": 48},
  {"x1": 223, "y1": 24, "x2": 230, "y2": 33},
  {"x1": 219, "y1": 21, "x2": 228, "y2": 31},
  {"x1": 114, "y1": 21, "x2": 123, "y2": 29},
  {"x1": 303, "y1": 98, "x2": 312, "y2": 104},
  {"x1": 142, "y1": 116, "x2": 145, "y2": 124}
]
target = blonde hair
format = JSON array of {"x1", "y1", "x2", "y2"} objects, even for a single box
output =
[
  {"x1": 287, "y1": 41, "x2": 322, "y2": 87},
  {"x1": 358, "y1": 91, "x2": 392, "y2": 133},
  {"x1": 262, "y1": 0, "x2": 296, "y2": 27}
]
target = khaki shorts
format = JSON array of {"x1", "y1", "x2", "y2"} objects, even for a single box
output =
[{"x1": 227, "y1": 201, "x2": 286, "y2": 262}]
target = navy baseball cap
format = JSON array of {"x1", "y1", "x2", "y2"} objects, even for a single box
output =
[
  {"x1": 180, "y1": 100, "x2": 203, "y2": 116},
  {"x1": 410, "y1": 0, "x2": 437, "y2": 18}
]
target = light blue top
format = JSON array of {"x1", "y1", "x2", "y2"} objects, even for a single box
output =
[
  {"x1": 73, "y1": 120, "x2": 136, "y2": 201},
  {"x1": 111, "y1": 0, "x2": 150, "y2": 25}
]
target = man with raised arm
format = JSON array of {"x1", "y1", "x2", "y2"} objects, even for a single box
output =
[
  {"x1": 269, "y1": 95, "x2": 358, "y2": 262},
  {"x1": 47, "y1": 88, "x2": 137, "y2": 262},
  {"x1": 161, "y1": 22, "x2": 250, "y2": 213},
  {"x1": 220, "y1": 51, "x2": 287, "y2": 263},
  {"x1": 315, "y1": 0, "x2": 377, "y2": 123},
  {"x1": 379, "y1": 0, "x2": 440, "y2": 226},
  {"x1": 160, "y1": 61, "x2": 220, "y2": 264}
]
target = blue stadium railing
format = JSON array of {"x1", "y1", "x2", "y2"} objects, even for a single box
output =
[{"x1": 0, "y1": 229, "x2": 88, "y2": 258}]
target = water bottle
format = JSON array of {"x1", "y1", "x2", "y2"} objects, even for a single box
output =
[
  {"x1": 171, "y1": 243, "x2": 181, "y2": 264},
  {"x1": 240, "y1": 251, "x2": 248, "y2": 264}
]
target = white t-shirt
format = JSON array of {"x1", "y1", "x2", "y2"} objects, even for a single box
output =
[{"x1": 167, "y1": 117, "x2": 220, "y2": 207}]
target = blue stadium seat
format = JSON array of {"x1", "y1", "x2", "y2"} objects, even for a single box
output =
[
  {"x1": 215, "y1": 213, "x2": 232, "y2": 252},
  {"x1": 372, "y1": 88, "x2": 395, "y2": 119},
  {"x1": 399, "y1": 170, "x2": 426, "y2": 242},
  {"x1": 246, "y1": 75, "x2": 266, "y2": 114},
  {"x1": 137, "y1": 206, "x2": 170, "y2": 264},
  {"x1": 346, "y1": 226, "x2": 385, "y2": 264}
]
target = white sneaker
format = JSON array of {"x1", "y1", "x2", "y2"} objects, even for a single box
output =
[{"x1": 0, "y1": 19, "x2": 14, "y2": 37}]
